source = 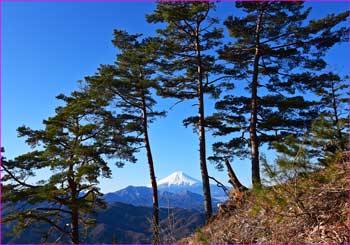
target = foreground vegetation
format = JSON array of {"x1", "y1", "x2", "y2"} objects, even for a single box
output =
[{"x1": 182, "y1": 162, "x2": 349, "y2": 244}]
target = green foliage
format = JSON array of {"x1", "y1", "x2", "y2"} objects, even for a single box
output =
[
  {"x1": 85, "y1": 30, "x2": 165, "y2": 151},
  {"x1": 146, "y1": 1, "x2": 225, "y2": 110},
  {"x1": 209, "y1": 2, "x2": 348, "y2": 170},
  {"x1": 308, "y1": 74, "x2": 348, "y2": 165},
  {"x1": 2, "y1": 91, "x2": 137, "y2": 243},
  {"x1": 195, "y1": 228, "x2": 210, "y2": 244},
  {"x1": 269, "y1": 73, "x2": 348, "y2": 174},
  {"x1": 249, "y1": 203, "x2": 262, "y2": 217},
  {"x1": 260, "y1": 74, "x2": 348, "y2": 227}
]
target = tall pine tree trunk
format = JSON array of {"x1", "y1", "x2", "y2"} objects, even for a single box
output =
[
  {"x1": 141, "y1": 92, "x2": 160, "y2": 243},
  {"x1": 250, "y1": 11, "x2": 263, "y2": 188},
  {"x1": 68, "y1": 161, "x2": 80, "y2": 244},
  {"x1": 71, "y1": 204, "x2": 79, "y2": 244},
  {"x1": 70, "y1": 178, "x2": 79, "y2": 243},
  {"x1": 196, "y1": 26, "x2": 213, "y2": 220}
]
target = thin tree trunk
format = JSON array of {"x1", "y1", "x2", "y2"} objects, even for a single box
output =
[
  {"x1": 250, "y1": 11, "x2": 264, "y2": 188},
  {"x1": 69, "y1": 121, "x2": 80, "y2": 244},
  {"x1": 195, "y1": 25, "x2": 213, "y2": 220},
  {"x1": 68, "y1": 141, "x2": 80, "y2": 244},
  {"x1": 141, "y1": 91, "x2": 160, "y2": 244},
  {"x1": 69, "y1": 171, "x2": 79, "y2": 244},
  {"x1": 330, "y1": 80, "x2": 345, "y2": 150},
  {"x1": 71, "y1": 204, "x2": 79, "y2": 244}
]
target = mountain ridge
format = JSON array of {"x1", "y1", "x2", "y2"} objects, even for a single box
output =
[
  {"x1": 104, "y1": 171, "x2": 229, "y2": 208},
  {"x1": 103, "y1": 185, "x2": 221, "y2": 211},
  {"x1": 2, "y1": 202, "x2": 205, "y2": 244}
]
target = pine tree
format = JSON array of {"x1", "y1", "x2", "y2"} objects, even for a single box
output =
[
  {"x1": 211, "y1": 2, "x2": 349, "y2": 188},
  {"x1": 307, "y1": 73, "x2": 349, "y2": 165},
  {"x1": 85, "y1": 30, "x2": 165, "y2": 243},
  {"x1": 146, "y1": 2, "x2": 224, "y2": 220},
  {"x1": 265, "y1": 73, "x2": 348, "y2": 178},
  {"x1": 2, "y1": 91, "x2": 137, "y2": 244}
]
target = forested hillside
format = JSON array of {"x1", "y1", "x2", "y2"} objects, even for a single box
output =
[
  {"x1": 3, "y1": 203, "x2": 205, "y2": 244},
  {"x1": 2, "y1": 1, "x2": 349, "y2": 244}
]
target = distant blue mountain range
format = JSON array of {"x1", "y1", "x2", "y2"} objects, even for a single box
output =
[
  {"x1": 2, "y1": 171, "x2": 228, "y2": 244},
  {"x1": 103, "y1": 171, "x2": 229, "y2": 211}
]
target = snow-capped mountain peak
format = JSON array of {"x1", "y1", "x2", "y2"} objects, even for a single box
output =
[{"x1": 157, "y1": 171, "x2": 200, "y2": 187}]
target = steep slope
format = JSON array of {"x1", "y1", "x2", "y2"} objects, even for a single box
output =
[{"x1": 181, "y1": 164, "x2": 349, "y2": 244}]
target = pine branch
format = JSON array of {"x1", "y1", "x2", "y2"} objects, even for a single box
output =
[
  {"x1": 259, "y1": 30, "x2": 300, "y2": 46},
  {"x1": 173, "y1": 21, "x2": 194, "y2": 38},
  {"x1": 77, "y1": 188, "x2": 98, "y2": 200},
  {"x1": 197, "y1": 3, "x2": 210, "y2": 24},
  {"x1": 208, "y1": 176, "x2": 229, "y2": 196},
  {"x1": 80, "y1": 128, "x2": 105, "y2": 142},
  {"x1": 183, "y1": 19, "x2": 196, "y2": 35},
  {"x1": 23, "y1": 213, "x2": 69, "y2": 236},
  {"x1": 169, "y1": 98, "x2": 190, "y2": 110},
  {"x1": 36, "y1": 207, "x2": 73, "y2": 215},
  {"x1": 2, "y1": 164, "x2": 41, "y2": 189},
  {"x1": 205, "y1": 75, "x2": 233, "y2": 87},
  {"x1": 268, "y1": 40, "x2": 304, "y2": 50},
  {"x1": 112, "y1": 87, "x2": 143, "y2": 110}
]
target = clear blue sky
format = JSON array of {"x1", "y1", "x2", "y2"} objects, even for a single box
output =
[{"x1": 2, "y1": 2, "x2": 349, "y2": 193}]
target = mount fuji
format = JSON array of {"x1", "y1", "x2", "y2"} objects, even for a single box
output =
[
  {"x1": 156, "y1": 171, "x2": 200, "y2": 187},
  {"x1": 104, "y1": 171, "x2": 229, "y2": 210},
  {"x1": 154, "y1": 171, "x2": 228, "y2": 201}
]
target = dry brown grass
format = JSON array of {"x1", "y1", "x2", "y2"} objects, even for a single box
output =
[{"x1": 181, "y1": 163, "x2": 349, "y2": 244}]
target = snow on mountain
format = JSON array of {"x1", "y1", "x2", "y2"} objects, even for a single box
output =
[
  {"x1": 153, "y1": 171, "x2": 229, "y2": 201},
  {"x1": 156, "y1": 171, "x2": 201, "y2": 187}
]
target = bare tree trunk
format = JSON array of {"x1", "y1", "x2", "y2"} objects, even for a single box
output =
[
  {"x1": 141, "y1": 92, "x2": 160, "y2": 244},
  {"x1": 71, "y1": 204, "x2": 79, "y2": 244},
  {"x1": 198, "y1": 79, "x2": 213, "y2": 220},
  {"x1": 68, "y1": 160, "x2": 80, "y2": 244},
  {"x1": 196, "y1": 25, "x2": 213, "y2": 221},
  {"x1": 224, "y1": 159, "x2": 248, "y2": 191},
  {"x1": 250, "y1": 11, "x2": 264, "y2": 188},
  {"x1": 70, "y1": 180, "x2": 79, "y2": 244}
]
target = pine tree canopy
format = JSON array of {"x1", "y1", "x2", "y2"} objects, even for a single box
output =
[
  {"x1": 209, "y1": 2, "x2": 349, "y2": 170},
  {"x1": 146, "y1": 2, "x2": 225, "y2": 102},
  {"x1": 2, "y1": 90, "x2": 138, "y2": 243},
  {"x1": 85, "y1": 30, "x2": 165, "y2": 149}
]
